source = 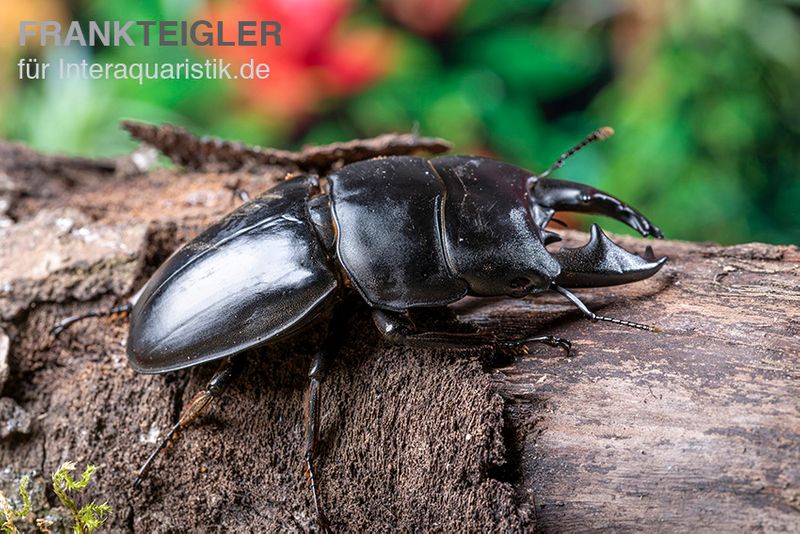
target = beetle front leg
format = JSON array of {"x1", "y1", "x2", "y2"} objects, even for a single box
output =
[
  {"x1": 372, "y1": 309, "x2": 571, "y2": 353},
  {"x1": 133, "y1": 356, "x2": 240, "y2": 488},
  {"x1": 529, "y1": 177, "x2": 663, "y2": 239}
]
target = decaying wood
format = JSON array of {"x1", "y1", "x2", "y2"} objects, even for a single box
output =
[{"x1": 0, "y1": 130, "x2": 797, "y2": 532}]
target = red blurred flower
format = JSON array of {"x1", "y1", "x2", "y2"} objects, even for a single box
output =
[
  {"x1": 380, "y1": 0, "x2": 468, "y2": 37},
  {"x1": 201, "y1": 0, "x2": 396, "y2": 121}
]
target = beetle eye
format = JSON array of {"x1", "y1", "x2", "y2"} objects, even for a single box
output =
[{"x1": 509, "y1": 277, "x2": 530, "y2": 290}]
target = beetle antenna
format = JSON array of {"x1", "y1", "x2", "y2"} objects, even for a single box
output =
[
  {"x1": 539, "y1": 127, "x2": 615, "y2": 179},
  {"x1": 551, "y1": 283, "x2": 660, "y2": 333}
]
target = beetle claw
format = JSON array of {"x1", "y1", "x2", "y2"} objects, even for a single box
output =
[
  {"x1": 50, "y1": 323, "x2": 68, "y2": 337},
  {"x1": 529, "y1": 164, "x2": 664, "y2": 240},
  {"x1": 505, "y1": 335, "x2": 571, "y2": 356},
  {"x1": 538, "y1": 336, "x2": 571, "y2": 354},
  {"x1": 552, "y1": 224, "x2": 667, "y2": 288},
  {"x1": 304, "y1": 455, "x2": 331, "y2": 532}
]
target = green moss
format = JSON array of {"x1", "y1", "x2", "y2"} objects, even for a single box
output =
[
  {"x1": 0, "y1": 475, "x2": 30, "y2": 534},
  {"x1": 51, "y1": 463, "x2": 111, "y2": 534}
]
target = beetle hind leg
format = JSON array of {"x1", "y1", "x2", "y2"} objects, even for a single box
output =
[
  {"x1": 133, "y1": 356, "x2": 239, "y2": 489},
  {"x1": 51, "y1": 302, "x2": 132, "y2": 336}
]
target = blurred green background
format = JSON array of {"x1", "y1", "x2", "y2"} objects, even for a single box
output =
[{"x1": 1, "y1": 0, "x2": 798, "y2": 244}]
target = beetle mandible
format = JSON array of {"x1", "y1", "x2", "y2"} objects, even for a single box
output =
[{"x1": 54, "y1": 127, "x2": 666, "y2": 529}]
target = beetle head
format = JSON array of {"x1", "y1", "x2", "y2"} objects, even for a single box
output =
[
  {"x1": 454, "y1": 227, "x2": 560, "y2": 298},
  {"x1": 522, "y1": 127, "x2": 667, "y2": 289},
  {"x1": 432, "y1": 155, "x2": 563, "y2": 299}
]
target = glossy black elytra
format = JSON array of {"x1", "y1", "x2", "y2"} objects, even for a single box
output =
[{"x1": 53, "y1": 127, "x2": 666, "y2": 530}]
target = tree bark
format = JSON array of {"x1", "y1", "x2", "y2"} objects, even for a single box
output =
[{"x1": 0, "y1": 129, "x2": 796, "y2": 532}]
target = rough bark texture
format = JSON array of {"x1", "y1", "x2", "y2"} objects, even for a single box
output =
[
  {"x1": 0, "y1": 129, "x2": 797, "y2": 532},
  {"x1": 121, "y1": 120, "x2": 453, "y2": 173}
]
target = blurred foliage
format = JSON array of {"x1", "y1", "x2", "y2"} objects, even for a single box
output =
[{"x1": 0, "y1": 0, "x2": 797, "y2": 244}]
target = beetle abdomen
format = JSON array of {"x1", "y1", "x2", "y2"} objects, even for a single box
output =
[
  {"x1": 127, "y1": 176, "x2": 338, "y2": 374},
  {"x1": 328, "y1": 157, "x2": 468, "y2": 311}
]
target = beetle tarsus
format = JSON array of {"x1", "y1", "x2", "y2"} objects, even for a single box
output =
[
  {"x1": 304, "y1": 454, "x2": 330, "y2": 532},
  {"x1": 51, "y1": 303, "x2": 133, "y2": 337},
  {"x1": 133, "y1": 357, "x2": 238, "y2": 489},
  {"x1": 551, "y1": 284, "x2": 659, "y2": 332},
  {"x1": 526, "y1": 335, "x2": 571, "y2": 353},
  {"x1": 506, "y1": 335, "x2": 572, "y2": 355}
]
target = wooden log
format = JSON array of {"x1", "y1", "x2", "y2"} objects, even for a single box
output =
[
  {"x1": 462, "y1": 234, "x2": 799, "y2": 532},
  {"x1": 0, "y1": 134, "x2": 796, "y2": 531}
]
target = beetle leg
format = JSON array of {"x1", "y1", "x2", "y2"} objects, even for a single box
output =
[
  {"x1": 224, "y1": 177, "x2": 251, "y2": 203},
  {"x1": 302, "y1": 311, "x2": 349, "y2": 532},
  {"x1": 372, "y1": 309, "x2": 570, "y2": 354},
  {"x1": 304, "y1": 348, "x2": 332, "y2": 532},
  {"x1": 551, "y1": 283, "x2": 660, "y2": 332},
  {"x1": 505, "y1": 335, "x2": 571, "y2": 353},
  {"x1": 529, "y1": 177, "x2": 663, "y2": 239},
  {"x1": 51, "y1": 302, "x2": 133, "y2": 337},
  {"x1": 133, "y1": 356, "x2": 239, "y2": 489}
]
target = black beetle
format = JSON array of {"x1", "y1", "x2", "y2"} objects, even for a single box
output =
[{"x1": 54, "y1": 127, "x2": 665, "y2": 529}]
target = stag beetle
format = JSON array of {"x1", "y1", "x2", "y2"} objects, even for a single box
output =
[{"x1": 53, "y1": 127, "x2": 665, "y2": 529}]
